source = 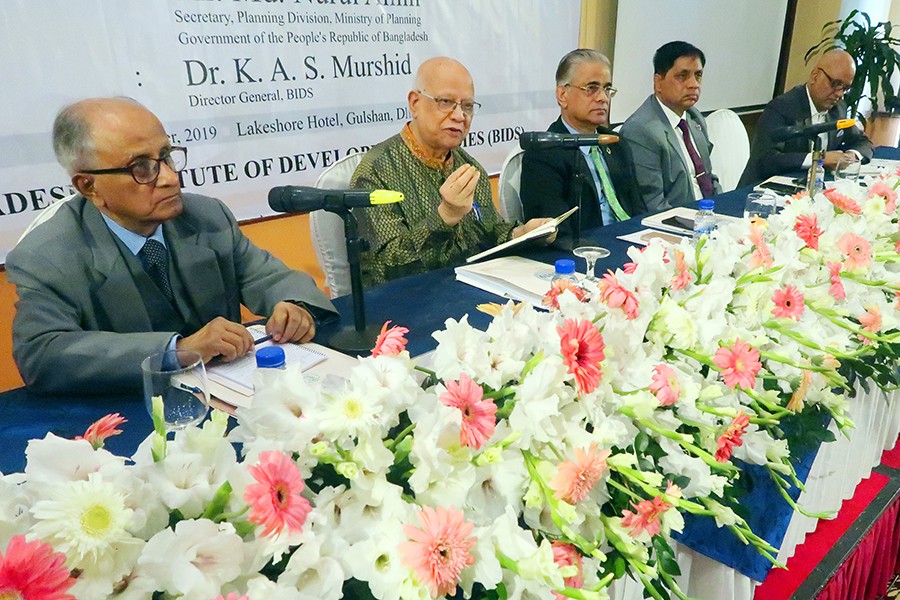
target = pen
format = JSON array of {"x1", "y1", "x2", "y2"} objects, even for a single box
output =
[
  {"x1": 472, "y1": 202, "x2": 482, "y2": 221},
  {"x1": 254, "y1": 334, "x2": 273, "y2": 345},
  {"x1": 173, "y1": 381, "x2": 204, "y2": 395}
]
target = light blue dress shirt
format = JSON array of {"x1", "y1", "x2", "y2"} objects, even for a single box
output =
[{"x1": 561, "y1": 117, "x2": 612, "y2": 225}]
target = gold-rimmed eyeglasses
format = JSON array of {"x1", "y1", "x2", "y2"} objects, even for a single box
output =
[
  {"x1": 417, "y1": 91, "x2": 481, "y2": 117},
  {"x1": 81, "y1": 146, "x2": 188, "y2": 185},
  {"x1": 566, "y1": 83, "x2": 618, "y2": 99}
]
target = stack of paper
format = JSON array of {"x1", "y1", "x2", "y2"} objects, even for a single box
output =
[{"x1": 455, "y1": 256, "x2": 554, "y2": 309}]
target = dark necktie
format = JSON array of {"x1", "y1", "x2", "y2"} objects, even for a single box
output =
[
  {"x1": 676, "y1": 118, "x2": 715, "y2": 198},
  {"x1": 138, "y1": 239, "x2": 174, "y2": 303}
]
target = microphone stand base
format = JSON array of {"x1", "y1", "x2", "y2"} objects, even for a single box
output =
[{"x1": 324, "y1": 323, "x2": 383, "y2": 356}]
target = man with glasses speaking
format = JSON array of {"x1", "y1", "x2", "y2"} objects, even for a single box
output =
[
  {"x1": 350, "y1": 56, "x2": 552, "y2": 286},
  {"x1": 6, "y1": 97, "x2": 335, "y2": 394},
  {"x1": 740, "y1": 49, "x2": 873, "y2": 186},
  {"x1": 521, "y1": 49, "x2": 646, "y2": 237}
]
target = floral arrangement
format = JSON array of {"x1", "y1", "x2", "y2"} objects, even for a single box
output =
[{"x1": 1, "y1": 176, "x2": 899, "y2": 600}]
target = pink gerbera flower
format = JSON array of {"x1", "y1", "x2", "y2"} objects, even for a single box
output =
[
  {"x1": 0, "y1": 535, "x2": 76, "y2": 600},
  {"x1": 824, "y1": 188, "x2": 862, "y2": 214},
  {"x1": 551, "y1": 542, "x2": 584, "y2": 599},
  {"x1": 621, "y1": 495, "x2": 674, "y2": 537},
  {"x1": 869, "y1": 180, "x2": 898, "y2": 213},
  {"x1": 713, "y1": 339, "x2": 762, "y2": 390},
  {"x1": 215, "y1": 595, "x2": 250, "y2": 600},
  {"x1": 75, "y1": 413, "x2": 126, "y2": 449},
  {"x1": 747, "y1": 225, "x2": 773, "y2": 270},
  {"x1": 542, "y1": 278, "x2": 588, "y2": 310},
  {"x1": 558, "y1": 319, "x2": 606, "y2": 394},
  {"x1": 649, "y1": 364, "x2": 680, "y2": 406},
  {"x1": 715, "y1": 413, "x2": 751, "y2": 462},
  {"x1": 549, "y1": 443, "x2": 611, "y2": 504},
  {"x1": 244, "y1": 451, "x2": 312, "y2": 538},
  {"x1": 440, "y1": 373, "x2": 497, "y2": 450},
  {"x1": 399, "y1": 505, "x2": 475, "y2": 598},
  {"x1": 793, "y1": 214, "x2": 823, "y2": 250},
  {"x1": 771, "y1": 285, "x2": 805, "y2": 320},
  {"x1": 827, "y1": 261, "x2": 846, "y2": 301},
  {"x1": 597, "y1": 272, "x2": 640, "y2": 319},
  {"x1": 371, "y1": 320, "x2": 409, "y2": 357},
  {"x1": 669, "y1": 249, "x2": 692, "y2": 291},
  {"x1": 837, "y1": 232, "x2": 872, "y2": 271}
]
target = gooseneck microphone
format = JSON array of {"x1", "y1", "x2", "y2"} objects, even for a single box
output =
[
  {"x1": 770, "y1": 119, "x2": 857, "y2": 143},
  {"x1": 518, "y1": 131, "x2": 620, "y2": 150},
  {"x1": 267, "y1": 186, "x2": 403, "y2": 214}
]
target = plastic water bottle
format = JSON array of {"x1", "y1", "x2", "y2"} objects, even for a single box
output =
[
  {"x1": 812, "y1": 156, "x2": 825, "y2": 195},
  {"x1": 807, "y1": 149, "x2": 825, "y2": 196},
  {"x1": 551, "y1": 259, "x2": 580, "y2": 286},
  {"x1": 692, "y1": 199, "x2": 717, "y2": 241},
  {"x1": 254, "y1": 345, "x2": 286, "y2": 392}
]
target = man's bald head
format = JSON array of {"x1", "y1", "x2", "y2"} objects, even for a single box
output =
[
  {"x1": 53, "y1": 97, "x2": 149, "y2": 173},
  {"x1": 807, "y1": 49, "x2": 856, "y2": 112},
  {"x1": 413, "y1": 57, "x2": 474, "y2": 94}
]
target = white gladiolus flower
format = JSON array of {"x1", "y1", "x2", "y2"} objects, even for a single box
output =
[{"x1": 136, "y1": 518, "x2": 244, "y2": 598}]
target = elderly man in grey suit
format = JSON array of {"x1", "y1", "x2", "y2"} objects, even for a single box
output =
[
  {"x1": 621, "y1": 41, "x2": 721, "y2": 212},
  {"x1": 6, "y1": 97, "x2": 336, "y2": 394}
]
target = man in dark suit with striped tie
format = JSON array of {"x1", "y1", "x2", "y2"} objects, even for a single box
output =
[{"x1": 521, "y1": 49, "x2": 646, "y2": 240}]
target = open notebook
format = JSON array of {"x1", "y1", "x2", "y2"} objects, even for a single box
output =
[{"x1": 206, "y1": 324, "x2": 335, "y2": 409}]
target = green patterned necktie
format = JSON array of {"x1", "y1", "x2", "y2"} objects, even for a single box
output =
[{"x1": 589, "y1": 146, "x2": 629, "y2": 222}]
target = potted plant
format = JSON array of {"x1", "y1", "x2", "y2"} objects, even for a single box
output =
[{"x1": 806, "y1": 9, "x2": 900, "y2": 145}]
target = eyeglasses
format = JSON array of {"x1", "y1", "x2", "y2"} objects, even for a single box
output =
[
  {"x1": 81, "y1": 146, "x2": 188, "y2": 185},
  {"x1": 417, "y1": 91, "x2": 481, "y2": 117},
  {"x1": 817, "y1": 68, "x2": 852, "y2": 92},
  {"x1": 566, "y1": 83, "x2": 618, "y2": 99}
]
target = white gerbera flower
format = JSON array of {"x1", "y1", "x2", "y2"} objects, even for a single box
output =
[
  {"x1": 30, "y1": 472, "x2": 142, "y2": 597},
  {"x1": 30, "y1": 472, "x2": 134, "y2": 565},
  {"x1": 315, "y1": 384, "x2": 387, "y2": 447}
]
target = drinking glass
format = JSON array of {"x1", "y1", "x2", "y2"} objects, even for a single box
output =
[
  {"x1": 834, "y1": 156, "x2": 861, "y2": 182},
  {"x1": 573, "y1": 246, "x2": 611, "y2": 280},
  {"x1": 141, "y1": 350, "x2": 209, "y2": 431},
  {"x1": 743, "y1": 191, "x2": 776, "y2": 220}
]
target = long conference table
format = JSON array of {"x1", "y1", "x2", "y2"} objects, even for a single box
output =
[{"x1": 2, "y1": 149, "x2": 899, "y2": 600}]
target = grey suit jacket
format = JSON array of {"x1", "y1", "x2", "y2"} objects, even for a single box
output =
[
  {"x1": 6, "y1": 193, "x2": 336, "y2": 394},
  {"x1": 620, "y1": 95, "x2": 721, "y2": 212}
]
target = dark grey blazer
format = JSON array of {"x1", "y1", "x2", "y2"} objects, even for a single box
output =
[
  {"x1": 620, "y1": 95, "x2": 721, "y2": 212},
  {"x1": 739, "y1": 84, "x2": 874, "y2": 186},
  {"x1": 6, "y1": 193, "x2": 335, "y2": 394}
]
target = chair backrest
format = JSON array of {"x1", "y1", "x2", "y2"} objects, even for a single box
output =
[
  {"x1": 16, "y1": 193, "x2": 79, "y2": 245},
  {"x1": 497, "y1": 146, "x2": 526, "y2": 222},
  {"x1": 705, "y1": 109, "x2": 750, "y2": 193},
  {"x1": 309, "y1": 152, "x2": 365, "y2": 298}
]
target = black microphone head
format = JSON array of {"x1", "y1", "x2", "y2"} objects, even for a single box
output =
[
  {"x1": 519, "y1": 131, "x2": 551, "y2": 149},
  {"x1": 267, "y1": 186, "x2": 292, "y2": 213}
]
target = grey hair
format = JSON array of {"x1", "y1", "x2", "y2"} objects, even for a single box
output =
[
  {"x1": 52, "y1": 97, "x2": 143, "y2": 174},
  {"x1": 555, "y1": 49, "x2": 611, "y2": 86}
]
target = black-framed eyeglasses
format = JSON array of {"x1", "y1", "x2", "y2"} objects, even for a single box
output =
[
  {"x1": 81, "y1": 146, "x2": 188, "y2": 185},
  {"x1": 566, "y1": 83, "x2": 618, "y2": 99},
  {"x1": 817, "y1": 68, "x2": 851, "y2": 92},
  {"x1": 417, "y1": 91, "x2": 481, "y2": 117}
]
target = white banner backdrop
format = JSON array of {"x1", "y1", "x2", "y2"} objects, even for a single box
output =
[{"x1": 0, "y1": 0, "x2": 580, "y2": 262}]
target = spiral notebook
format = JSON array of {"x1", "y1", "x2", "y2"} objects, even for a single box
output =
[{"x1": 206, "y1": 325, "x2": 327, "y2": 397}]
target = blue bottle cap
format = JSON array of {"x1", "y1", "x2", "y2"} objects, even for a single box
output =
[
  {"x1": 256, "y1": 346, "x2": 286, "y2": 369},
  {"x1": 554, "y1": 258, "x2": 576, "y2": 275},
  {"x1": 698, "y1": 199, "x2": 715, "y2": 211}
]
